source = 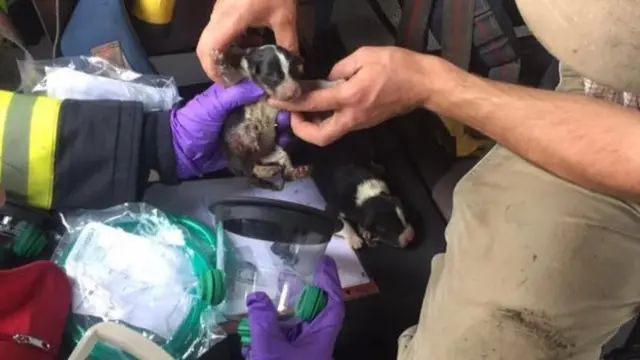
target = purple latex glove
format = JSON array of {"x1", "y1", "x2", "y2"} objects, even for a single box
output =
[
  {"x1": 243, "y1": 256, "x2": 345, "y2": 360},
  {"x1": 171, "y1": 80, "x2": 292, "y2": 179}
]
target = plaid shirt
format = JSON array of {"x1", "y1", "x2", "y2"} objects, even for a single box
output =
[{"x1": 583, "y1": 78, "x2": 640, "y2": 109}]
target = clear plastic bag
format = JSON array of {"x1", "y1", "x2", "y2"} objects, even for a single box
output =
[
  {"x1": 53, "y1": 203, "x2": 226, "y2": 360},
  {"x1": 17, "y1": 56, "x2": 180, "y2": 112}
]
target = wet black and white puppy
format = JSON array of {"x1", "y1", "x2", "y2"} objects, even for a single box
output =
[
  {"x1": 216, "y1": 44, "x2": 339, "y2": 190},
  {"x1": 312, "y1": 161, "x2": 415, "y2": 249}
]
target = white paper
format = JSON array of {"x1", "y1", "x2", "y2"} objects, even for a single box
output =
[{"x1": 64, "y1": 222, "x2": 195, "y2": 340}]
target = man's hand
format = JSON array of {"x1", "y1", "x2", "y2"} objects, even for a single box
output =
[
  {"x1": 269, "y1": 46, "x2": 441, "y2": 146},
  {"x1": 197, "y1": 0, "x2": 298, "y2": 83}
]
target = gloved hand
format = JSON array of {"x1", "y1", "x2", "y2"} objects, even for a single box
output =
[
  {"x1": 170, "y1": 80, "x2": 292, "y2": 179},
  {"x1": 244, "y1": 256, "x2": 345, "y2": 360}
]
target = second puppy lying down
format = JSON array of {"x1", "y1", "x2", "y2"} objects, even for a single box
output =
[
  {"x1": 312, "y1": 161, "x2": 415, "y2": 249},
  {"x1": 216, "y1": 44, "x2": 340, "y2": 190}
]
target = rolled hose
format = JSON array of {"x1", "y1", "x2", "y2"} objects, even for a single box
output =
[
  {"x1": 57, "y1": 211, "x2": 328, "y2": 356},
  {"x1": 56, "y1": 214, "x2": 224, "y2": 359}
]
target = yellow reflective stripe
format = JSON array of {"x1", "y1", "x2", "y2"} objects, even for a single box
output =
[
  {"x1": 0, "y1": 90, "x2": 13, "y2": 180},
  {"x1": 27, "y1": 96, "x2": 61, "y2": 209}
]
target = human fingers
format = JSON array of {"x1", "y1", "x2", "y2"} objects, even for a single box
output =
[
  {"x1": 246, "y1": 292, "x2": 286, "y2": 341},
  {"x1": 309, "y1": 256, "x2": 345, "y2": 328},
  {"x1": 197, "y1": 15, "x2": 244, "y2": 82},
  {"x1": 268, "y1": 83, "x2": 349, "y2": 113},
  {"x1": 271, "y1": 11, "x2": 299, "y2": 54},
  {"x1": 277, "y1": 132, "x2": 294, "y2": 148},
  {"x1": 196, "y1": 37, "x2": 219, "y2": 82},
  {"x1": 216, "y1": 80, "x2": 265, "y2": 109},
  {"x1": 312, "y1": 256, "x2": 343, "y2": 302},
  {"x1": 290, "y1": 112, "x2": 351, "y2": 146},
  {"x1": 276, "y1": 111, "x2": 293, "y2": 147},
  {"x1": 276, "y1": 110, "x2": 291, "y2": 129},
  {"x1": 327, "y1": 50, "x2": 366, "y2": 81}
]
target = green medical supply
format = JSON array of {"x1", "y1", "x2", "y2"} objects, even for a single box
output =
[{"x1": 54, "y1": 204, "x2": 226, "y2": 360}]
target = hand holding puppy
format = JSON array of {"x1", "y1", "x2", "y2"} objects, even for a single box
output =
[
  {"x1": 197, "y1": 0, "x2": 298, "y2": 84},
  {"x1": 270, "y1": 46, "x2": 450, "y2": 146}
]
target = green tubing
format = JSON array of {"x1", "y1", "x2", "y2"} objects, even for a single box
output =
[
  {"x1": 237, "y1": 318, "x2": 252, "y2": 346},
  {"x1": 58, "y1": 213, "x2": 224, "y2": 360},
  {"x1": 10, "y1": 221, "x2": 48, "y2": 259},
  {"x1": 237, "y1": 284, "x2": 329, "y2": 346},
  {"x1": 296, "y1": 285, "x2": 328, "y2": 322}
]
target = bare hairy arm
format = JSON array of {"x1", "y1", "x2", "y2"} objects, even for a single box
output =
[{"x1": 422, "y1": 57, "x2": 640, "y2": 199}]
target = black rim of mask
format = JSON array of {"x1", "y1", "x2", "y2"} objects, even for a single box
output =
[{"x1": 210, "y1": 197, "x2": 338, "y2": 245}]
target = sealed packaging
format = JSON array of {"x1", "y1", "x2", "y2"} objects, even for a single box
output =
[
  {"x1": 17, "y1": 56, "x2": 180, "y2": 111},
  {"x1": 211, "y1": 198, "x2": 336, "y2": 327},
  {"x1": 53, "y1": 203, "x2": 225, "y2": 360}
]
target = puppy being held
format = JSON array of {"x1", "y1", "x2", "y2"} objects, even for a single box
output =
[{"x1": 216, "y1": 44, "x2": 340, "y2": 191}]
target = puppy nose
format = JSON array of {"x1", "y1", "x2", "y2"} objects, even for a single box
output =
[{"x1": 274, "y1": 81, "x2": 302, "y2": 101}]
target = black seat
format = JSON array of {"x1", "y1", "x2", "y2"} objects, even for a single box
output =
[{"x1": 430, "y1": 158, "x2": 478, "y2": 222}]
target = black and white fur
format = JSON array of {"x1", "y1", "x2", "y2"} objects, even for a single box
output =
[
  {"x1": 217, "y1": 44, "x2": 414, "y2": 248},
  {"x1": 312, "y1": 160, "x2": 414, "y2": 249},
  {"x1": 216, "y1": 44, "x2": 340, "y2": 190}
]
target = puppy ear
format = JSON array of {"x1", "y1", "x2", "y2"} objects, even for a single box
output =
[
  {"x1": 216, "y1": 45, "x2": 250, "y2": 85},
  {"x1": 224, "y1": 44, "x2": 248, "y2": 67},
  {"x1": 292, "y1": 54, "x2": 304, "y2": 69}
]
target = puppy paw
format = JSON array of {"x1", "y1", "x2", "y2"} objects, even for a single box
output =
[
  {"x1": 214, "y1": 50, "x2": 246, "y2": 86},
  {"x1": 291, "y1": 165, "x2": 311, "y2": 180},
  {"x1": 358, "y1": 226, "x2": 378, "y2": 247},
  {"x1": 253, "y1": 164, "x2": 282, "y2": 178},
  {"x1": 282, "y1": 165, "x2": 311, "y2": 181},
  {"x1": 334, "y1": 219, "x2": 364, "y2": 250},
  {"x1": 346, "y1": 232, "x2": 364, "y2": 250}
]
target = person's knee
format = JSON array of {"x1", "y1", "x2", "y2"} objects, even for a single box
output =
[
  {"x1": 396, "y1": 254, "x2": 446, "y2": 360},
  {"x1": 397, "y1": 325, "x2": 418, "y2": 360},
  {"x1": 440, "y1": 146, "x2": 640, "y2": 357}
]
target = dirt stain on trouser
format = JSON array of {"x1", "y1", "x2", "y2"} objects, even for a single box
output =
[
  {"x1": 397, "y1": 64, "x2": 640, "y2": 360},
  {"x1": 494, "y1": 308, "x2": 576, "y2": 359}
]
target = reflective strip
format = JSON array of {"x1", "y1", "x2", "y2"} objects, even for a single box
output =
[
  {"x1": 0, "y1": 91, "x2": 13, "y2": 180},
  {"x1": 28, "y1": 96, "x2": 60, "y2": 209},
  {"x1": 3, "y1": 93, "x2": 35, "y2": 203}
]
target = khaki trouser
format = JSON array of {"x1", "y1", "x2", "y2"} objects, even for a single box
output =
[{"x1": 397, "y1": 64, "x2": 640, "y2": 360}]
